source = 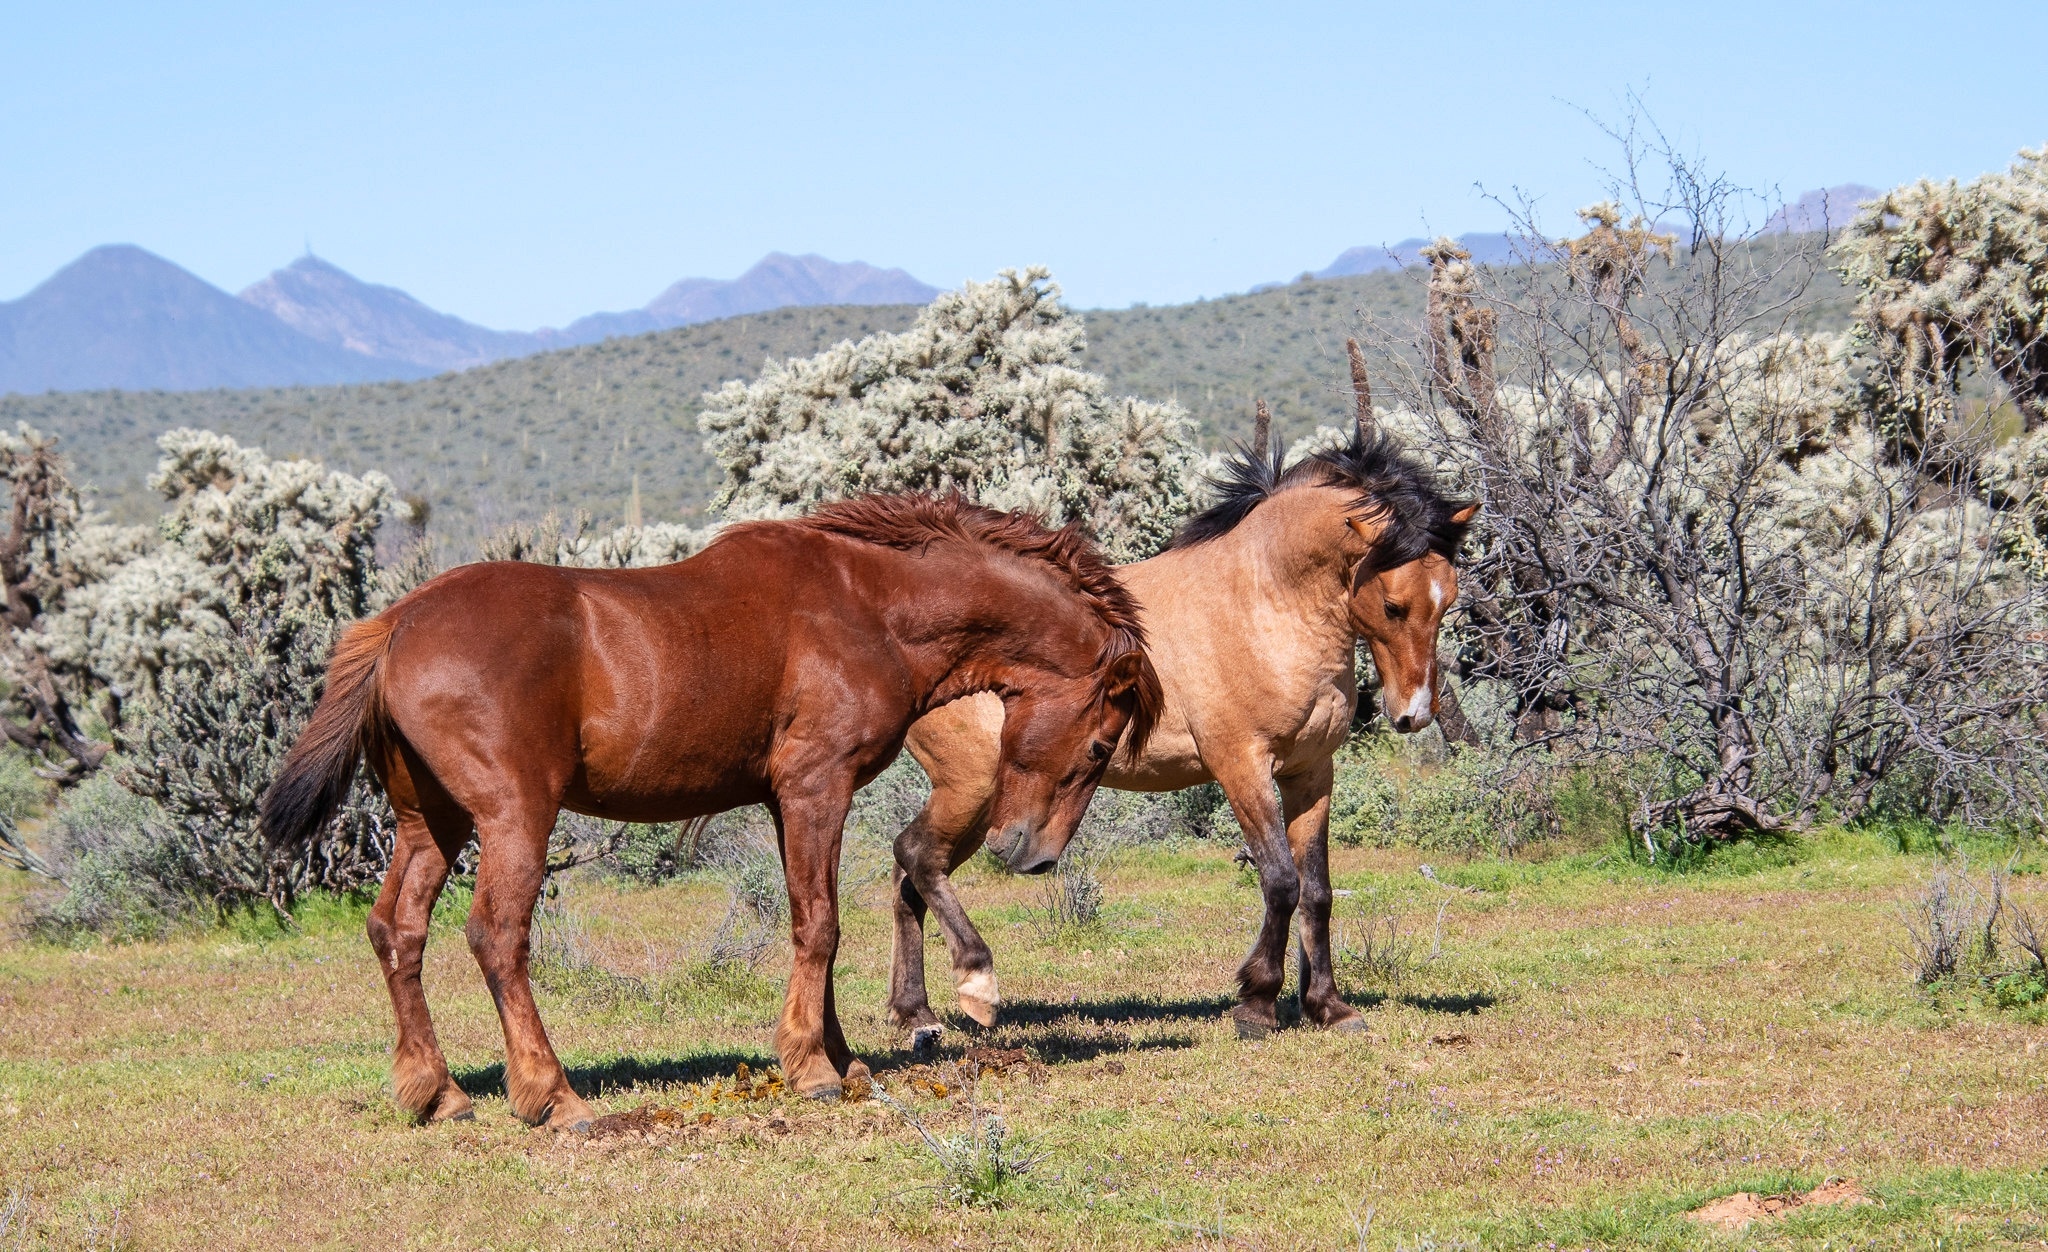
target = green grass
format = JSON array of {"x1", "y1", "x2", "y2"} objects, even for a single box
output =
[{"x1": 3, "y1": 825, "x2": 2039, "y2": 1249}]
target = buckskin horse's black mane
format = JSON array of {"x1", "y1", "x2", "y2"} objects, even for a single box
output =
[{"x1": 1165, "y1": 427, "x2": 1473, "y2": 575}]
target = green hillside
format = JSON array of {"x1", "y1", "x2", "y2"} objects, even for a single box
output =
[{"x1": 0, "y1": 243, "x2": 1853, "y2": 550}]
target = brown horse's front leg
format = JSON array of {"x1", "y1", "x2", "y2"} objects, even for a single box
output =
[
  {"x1": 1214, "y1": 749, "x2": 1296, "y2": 1038},
  {"x1": 466, "y1": 808, "x2": 595, "y2": 1132},
  {"x1": 771, "y1": 786, "x2": 865, "y2": 1100},
  {"x1": 1279, "y1": 760, "x2": 1362, "y2": 1031}
]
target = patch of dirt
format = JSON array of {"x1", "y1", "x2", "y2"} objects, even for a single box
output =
[
  {"x1": 586, "y1": 1105, "x2": 716, "y2": 1139},
  {"x1": 1430, "y1": 1032, "x2": 1472, "y2": 1049},
  {"x1": 878, "y1": 1046, "x2": 1048, "y2": 1101},
  {"x1": 1687, "y1": 1178, "x2": 1873, "y2": 1230}
]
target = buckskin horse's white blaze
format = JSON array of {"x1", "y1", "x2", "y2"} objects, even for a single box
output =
[{"x1": 1390, "y1": 656, "x2": 1436, "y2": 729}]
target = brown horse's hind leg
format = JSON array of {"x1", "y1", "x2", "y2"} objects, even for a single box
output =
[
  {"x1": 464, "y1": 802, "x2": 595, "y2": 1132},
  {"x1": 367, "y1": 768, "x2": 473, "y2": 1123},
  {"x1": 1279, "y1": 760, "x2": 1362, "y2": 1031},
  {"x1": 1214, "y1": 748, "x2": 1296, "y2": 1038}
]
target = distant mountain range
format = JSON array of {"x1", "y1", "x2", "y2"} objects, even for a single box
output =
[
  {"x1": 1266, "y1": 184, "x2": 1881, "y2": 289},
  {"x1": 0, "y1": 248, "x2": 942, "y2": 394},
  {"x1": 0, "y1": 246, "x2": 437, "y2": 393},
  {"x1": 2, "y1": 186, "x2": 1875, "y2": 396}
]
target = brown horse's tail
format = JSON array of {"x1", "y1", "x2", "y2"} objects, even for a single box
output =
[{"x1": 260, "y1": 615, "x2": 396, "y2": 853}]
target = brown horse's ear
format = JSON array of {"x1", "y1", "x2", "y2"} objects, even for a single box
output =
[
  {"x1": 1450, "y1": 503, "x2": 1480, "y2": 524},
  {"x1": 1103, "y1": 649, "x2": 1147, "y2": 697}
]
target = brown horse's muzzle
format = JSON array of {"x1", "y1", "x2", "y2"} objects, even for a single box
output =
[{"x1": 987, "y1": 818, "x2": 1060, "y2": 875}]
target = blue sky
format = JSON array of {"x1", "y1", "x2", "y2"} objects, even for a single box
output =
[{"x1": 4, "y1": 2, "x2": 2044, "y2": 327}]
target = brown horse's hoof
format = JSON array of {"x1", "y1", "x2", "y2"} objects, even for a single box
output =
[
  {"x1": 411, "y1": 1079, "x2": 475, "y2": 1126},
  {"x1": 1326, "y1": 1015, "x2": 1369, "y2": 1035},
  {"x1": 801, "y1": 1082, "x2": 844, "y2": 1102},
  {"x1": 537, "y1": 1092, "x2": 598, "y2": 1134},
  {"x1": 910, "y1": 1025, "x2": 944, "y2": 1060}
]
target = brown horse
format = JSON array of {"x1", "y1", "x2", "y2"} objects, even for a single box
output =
[
  {"x1": 261, "y1": 494, "x2": 1162, "y2": 1127},
  {"x1": 886, "y1": 410, "x2": 1474, "y2": 1044}
]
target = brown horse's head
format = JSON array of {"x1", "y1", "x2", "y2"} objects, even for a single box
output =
[
  {"x1": 806, "y1": 494, "x2": 1164, "y2": 877},
  {"x1": 983, "y1": 641, "x2": 1162, "y2": 874}
]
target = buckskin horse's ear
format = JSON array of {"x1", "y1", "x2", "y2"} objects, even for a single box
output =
[{"x1": 1104, "y1": 649, "x2": 1147, "y2": 696}]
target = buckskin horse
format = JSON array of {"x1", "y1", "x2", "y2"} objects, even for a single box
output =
[
  {"x1": 886, "y1": 367, "x2": 1475, "y2": 1044},
  {"x1": 261, "y1": 494, "x2": 1162, "y2": 1127}
]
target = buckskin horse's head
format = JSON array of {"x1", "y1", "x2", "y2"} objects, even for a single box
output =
[{"x1": 1346, "y1": 505, "x2": 1476, "y2": 732}]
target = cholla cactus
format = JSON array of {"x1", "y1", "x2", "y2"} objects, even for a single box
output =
[
  {"x1": 45, "y1": 430, "x2": 402, "y2": 906},
  {"x1": 699, "y1": 267, "x2": 1200, "y2": 560},
  {"x1": 0, "y1": 425, "x2": 143, "y2": 778},
  {"x1": 1982, "y1": 425, "x2": 2048, "y2": 574},
  {"x1": 1834, "y1": 147, "x2": 2048, "y2": 439},
  {"x1": 473, "y1": 511, "x2": 718, "y2": 570},
  {"x1": 35, "y1": 429, "x2": 393, "y2": 708}
]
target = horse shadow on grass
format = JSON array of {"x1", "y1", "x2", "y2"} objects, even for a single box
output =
[{"x1": 454, "y1": 1051, "x2": 775, "y2": 1102}]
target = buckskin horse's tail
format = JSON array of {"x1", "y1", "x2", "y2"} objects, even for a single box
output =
[{"x1": 260, "y1": 614, "x2": 397, "y2": 853}]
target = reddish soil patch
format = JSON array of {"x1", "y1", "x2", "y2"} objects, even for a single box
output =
[{"x1": 1688, "y1": 1178, "x2": 1873, "y2": 1230}]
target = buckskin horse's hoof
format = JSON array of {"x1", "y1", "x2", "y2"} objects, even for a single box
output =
[
  {"x1": 910, "y1": 1024, "x2": 943, "y2": 1060},
  {"x1": 801, "y1": 1082, "x2": 844, "y2": 1103}
]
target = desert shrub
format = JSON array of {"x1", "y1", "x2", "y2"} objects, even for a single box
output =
[
  {"x1": 699, "y1": 817, "x2": 786, "y2": 969},
  {"x1": 1899, "y1": 867, "x2": 1990, "y2": 985},
  {"x1": 700, "y1": 267, "x2": 1203, "y2": 561},
  {"x1": 875, "y1": 1068, "x2": 1044, "y2": 1209},
  {"x1": 0, "y1": 748, "x2": 51, "y2": 823},
  {"x1": 1330, "y1": 734, "x2": 1547, "y2": 854},
  {"x1": 27, "y1": 775, "x2": 195, "y2": 941},
  {"x1": 1334, "y1": 886, "x2": 1448, "y2": 988},
  {"x1": 1038, "y1": 842, "x2": 1105, "y2": 930}
]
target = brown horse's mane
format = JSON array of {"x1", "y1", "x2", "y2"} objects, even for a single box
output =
[
  {"x1": 734, "y1": 493, "x2": 1161, "y2": 750},
  {"x1": 1165, "y1": 427, "x2": 1474, "y2": 577}
]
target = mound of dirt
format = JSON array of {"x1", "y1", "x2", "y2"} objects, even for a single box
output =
[{"x1": 1688, "y1": 1178, "x2": 1873, "y2": 1230}]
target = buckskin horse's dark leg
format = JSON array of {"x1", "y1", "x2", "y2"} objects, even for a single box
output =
[
  {"x1": 904, "y1": 833, "x2": 1000, "y2": 1029},
  {"x1": 1214, "y1": 748, "x2": 1297, "y2": 1038},
  {"x1": 1279, "y1": 759, "x2": 1363, "y2": 1030},
  {"x1": 886, "y1": 859, "x2": 944, "y2": 1045}
]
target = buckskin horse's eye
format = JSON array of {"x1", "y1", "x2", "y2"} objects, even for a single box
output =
[
  {"x1": 1384, "y1": 601, "x2": 1409, "y2": 621},
  {"x1": 1089, "y1": 740, "x2": 1115, "y2": 762}
]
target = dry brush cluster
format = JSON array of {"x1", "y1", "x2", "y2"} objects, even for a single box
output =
[{"x1": 1325, "y1": 141, "x2": 2048, "y2": 848}]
